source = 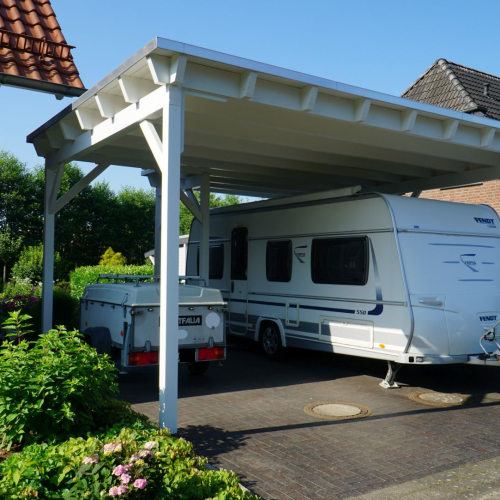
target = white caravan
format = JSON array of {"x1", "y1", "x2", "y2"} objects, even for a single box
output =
[{"x1": 186, "y1": 188, "x2": 500, "y2": 387}]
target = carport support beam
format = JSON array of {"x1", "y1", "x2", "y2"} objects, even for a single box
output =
[
  {"x1": 41, "y1": 161, "x2": 63, "y2": 332},
  {"x1": 158, "y1": 85, "x2": 182, "y2": 433},
  {"x1": 199, "y1": 173, "x2": 210, "y2": 284}
]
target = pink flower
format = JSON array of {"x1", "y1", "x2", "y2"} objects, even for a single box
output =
[
  {"x1": 129, "y1": 454, "x2": 140, "y2": 461},
  {"x1": 138, "y1": 449, "x2": 153, "y2": 458},
  {"x1": 82, "y1": 454, "x2": 99, "y2": 464},
  {"x1": 133, "y1": 478, "x2": 148, "y2": 489},
  {"x1": 144, "y1": 441, "x2": 157, "y2": 449},
  {"x1": 112, "y1": 465, "x2": 127, "y2": 476},
  {"x1": 108, "y1": 484, "x2": 128, "y2": 496},
  {"x1": 120, "y1": 473, "x2": 131, "y2": 484},
  {"x1": 104, "y1": 443, "x2": 122, "y2": 454}
]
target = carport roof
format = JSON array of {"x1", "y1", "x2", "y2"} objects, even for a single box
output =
[{"x1": 28, "y1": 37, "x2": 500, "y2": 197}]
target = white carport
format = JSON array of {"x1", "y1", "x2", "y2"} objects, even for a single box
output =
[{"x1": 28, "y1": 37, "x2": 500, "y2": 433}]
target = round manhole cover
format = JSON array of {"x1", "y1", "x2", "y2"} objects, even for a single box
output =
[
  {"x1": 304, "y1": 402, "x2": 372, "y2": 420},
  {"x1": 409, "y1": 391, "x2": 473, "y2": 407}
]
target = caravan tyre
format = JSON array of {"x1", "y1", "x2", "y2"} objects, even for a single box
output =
[{"x1": 260, "y1": 322, "x2": 283, "y2": 360}]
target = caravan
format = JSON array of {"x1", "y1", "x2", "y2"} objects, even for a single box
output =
[{"x1": 186, "y1": 188, "x2": 500, "y2": 386}]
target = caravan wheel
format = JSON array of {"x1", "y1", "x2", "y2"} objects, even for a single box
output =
[{"x1": 260, "y1": 322, "x2": 283, "y2": 360}]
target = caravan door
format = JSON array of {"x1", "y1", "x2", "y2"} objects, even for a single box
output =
[{"x1": 229, "y1": 227, "x2": 248, "y2": 334}]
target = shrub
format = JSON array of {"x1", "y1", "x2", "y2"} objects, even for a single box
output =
[
  {"x1": 0, "y1": 324, "x2": 119, "y2": 449},
  {"x1": 0, "y1": 426, "x2": 257, "y2": 499},
  {"x1": 0, "y1": 278, "x2": 41, "y2": 300},
  {"x1": 70, "y1": 265, "x2": 154, "y2": 299},
  {"x1": 99, "y1": 247, "x2": 127, "y2": 266},
  {"x1": 0, "y1": 287, "x2": 78, "y2": 337},
  {"x1": 28, "y1": 288, "x2": 80, "y2": 334},
  {"x1": 11, "y1": 244, "x2": 63, "y2": 284},
  {"x1": 0, "y1": 284, "x2": 40, "y2": 333}
]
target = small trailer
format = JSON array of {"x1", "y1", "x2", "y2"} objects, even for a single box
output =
[
  {"x1": 80, "y1": 275, "x2": 226, "y2": 375},
  {"x1": 186, "y1": 188, "x2": 500, "y2": 386}
]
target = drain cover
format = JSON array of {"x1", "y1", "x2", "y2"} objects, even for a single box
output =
[
  {"x1": 304, "y1": 402, "x2": 372, "y2": 420},
  {"x1": 409, "y1": 391, "x2": 473, "y2": 407}
]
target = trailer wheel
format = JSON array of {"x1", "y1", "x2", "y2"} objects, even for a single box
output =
[
  {"x1": 187, "y1": 362, "x2": 210, "y2": 376},
  {"x1": 260, "y1": 322, "x2": 283, "y2": 360}
]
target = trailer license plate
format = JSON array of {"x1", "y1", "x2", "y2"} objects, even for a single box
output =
[{"x1": 178, "y1": 315, "x2": 202, "y2": 326}]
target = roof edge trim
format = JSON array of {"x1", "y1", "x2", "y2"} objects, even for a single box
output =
[{"x1": 1, "y1": 73, "x2": 85, "y2": 98}]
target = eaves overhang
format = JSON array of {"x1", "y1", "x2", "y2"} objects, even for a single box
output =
[
  {"x1": 27, "y1": 37, "x2": 500, "y2": 197},
  {"x1": 1, "y1": 73, "x2": 86, "y2": 99}
]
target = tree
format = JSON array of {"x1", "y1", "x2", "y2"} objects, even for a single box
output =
[
  {"x1": 0, "y1": 226, "x2": 23, "y2": 283},
  {"x1": 0, "y1": 151, "x2": 41, "y2": 246},
  {"x1": 99, "y1": 247, "x2": 127, "y2": 266},
  {"x1": 113, "y1": 187, "x2": 156, "y2": 264},
  {"x1": 11, "y1": 244, "x2": 63, "y2": 284},
  {"x1": 179, "y1": 193, "x2": 242, "y2": 235},
  {"x1": 32, "y1": 163, "x2": 119, "y2": 273}
]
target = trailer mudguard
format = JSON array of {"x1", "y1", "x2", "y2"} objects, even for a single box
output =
[{"x1": 84, "y1": 327, "x2": 112, "y2": 356}]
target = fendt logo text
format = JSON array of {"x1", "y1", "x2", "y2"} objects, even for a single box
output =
[
  {"x1": 474, "y1": 217, "x2": 496, "y2": 228},
  {"x1": 480, "y1": 316, "x2": 498, "y2": 322}
]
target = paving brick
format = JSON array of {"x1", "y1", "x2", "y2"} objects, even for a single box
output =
[{"x1": 120, "y1": 339, "x2": 500, "y2": 499}]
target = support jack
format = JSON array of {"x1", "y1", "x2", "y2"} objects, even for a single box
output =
[{"x1": 380, "y1": 361, "x2": 402, "y2": 389}]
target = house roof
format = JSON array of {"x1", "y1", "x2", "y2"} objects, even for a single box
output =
[
  {"x1": 0, "y1": 0, "x2": 85, "y2": 97},
  {"x1": 402, "y1": 58, "x2": 500, "y2": 121}
]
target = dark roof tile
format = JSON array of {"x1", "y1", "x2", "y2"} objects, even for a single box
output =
[{"x1": 402, "y1": 58, "x2": 500, "y2": 121}]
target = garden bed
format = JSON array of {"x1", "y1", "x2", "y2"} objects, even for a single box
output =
[{"x1": 0, "y1": 312, "x2": 256, "y2": 499}]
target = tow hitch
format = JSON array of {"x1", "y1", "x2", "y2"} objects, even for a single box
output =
[{"x1": 468, "y1": 318, "x2": 500, "y2": 365}]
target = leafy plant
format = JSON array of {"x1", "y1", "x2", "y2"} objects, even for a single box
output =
[
  {"x1": 70, "y1": 264, "x2": 154, "y2": 299},
  {"x1": 99, "y1": 247, "x2": 127, "y2": 266},
  {"x1": 1, "y1": 309, "x2": 33, "y2": 344},
  {"x1": 0, "y1": 225, "x2": 23, "y2": 284},
  {"x1": 28, "y1": 288, "x2": 80, "y2": 334},
  {"x1": 0, "y1": 426, "x2": 257, "y2": 499},
  {"x1": 0, "y1": 318, "x2": 119, "y2": 449},
  {"x1": 11, "y1": 244, "x2": 63, "y2": 284}
]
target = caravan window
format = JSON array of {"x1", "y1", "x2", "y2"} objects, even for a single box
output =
[
  {"x1": 196, "y1": 244, "x2": 224, "y2": 280},
  {"x1": 311, "y1": 237, "x2": 368, "y2": 285},
  {"x1": 231, "y1": 227, "x2": 248, "y2": 280},
  {"x1": 266, "y1": 240, "x2": 292, "y2": 282}
]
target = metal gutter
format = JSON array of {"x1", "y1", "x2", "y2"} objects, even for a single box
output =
[{"x1": 1, "y1": 73, "x2": 85, "y2": 98}]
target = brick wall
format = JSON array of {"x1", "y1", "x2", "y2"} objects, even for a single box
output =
[{"x1": 418, "y1": 180, "x2": 500, "y2": 215}]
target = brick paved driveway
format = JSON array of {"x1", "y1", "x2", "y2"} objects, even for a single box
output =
[{"x1": 119, "y1": 339, "x2": 500, "y2": 499}]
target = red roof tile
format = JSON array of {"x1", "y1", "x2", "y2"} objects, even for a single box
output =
[{"x1": 0, "y1": 0, "x2": 84, "y2": 93}]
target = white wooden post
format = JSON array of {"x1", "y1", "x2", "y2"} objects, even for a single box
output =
[
  {"x1": 199, "y1": 173, "x2": 210, "y2": 285},
  {"x1": 41, "y1": 161, "x2": 63, "y2": 333},
  {"x1": 154, "y1": 184, "x2": 162, "y2": 276},
  {"x1": 159, "y1": 85, "x2": 182, "y2": 433}
]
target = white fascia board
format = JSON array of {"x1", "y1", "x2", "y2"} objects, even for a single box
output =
[
  {"x1": 30, "y1": 37, "x2": 500, "y2": 148},
  {"x1": 46, "y1": 85, "x2": 167, "y2": 165}
]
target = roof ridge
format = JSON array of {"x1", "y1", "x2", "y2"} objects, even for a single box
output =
[
  {"x1": 436, "y1": 58, "x2": 478, "y2": 112},
  {"x1": 446, "y1": 59, "x2": 500, "y2": 82}
]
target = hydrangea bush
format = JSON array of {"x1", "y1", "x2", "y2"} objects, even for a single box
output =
[
  {"x1": 0, "y1": 325, "x2": 120, "y2": 449},
  {"x1": 0, "y1": 426, "x2": 257, "y2": 499},
  {"x1": 0, "y1": 311, "x2": 256, "y2": 499}
]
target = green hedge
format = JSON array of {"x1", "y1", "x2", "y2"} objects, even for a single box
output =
[{"x1": 70, "y1": 265, "x2": 155, "y2": 299}]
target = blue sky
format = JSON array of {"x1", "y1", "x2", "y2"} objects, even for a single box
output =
[{"x1": 3, "y1": 0, "x2": 500, "y2": 192}]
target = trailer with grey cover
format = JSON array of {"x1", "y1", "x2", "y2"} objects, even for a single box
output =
[{"x1": 80, "y1": 275, "x2": 226, "y2": 375}]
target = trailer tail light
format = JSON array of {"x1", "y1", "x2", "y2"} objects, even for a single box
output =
[
  {"x1": 128, "y1": 351, "x2": 159, "y2": 366},
  {"x1": 198, "y1": 347, "x2": 225, "y2": 361}
]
